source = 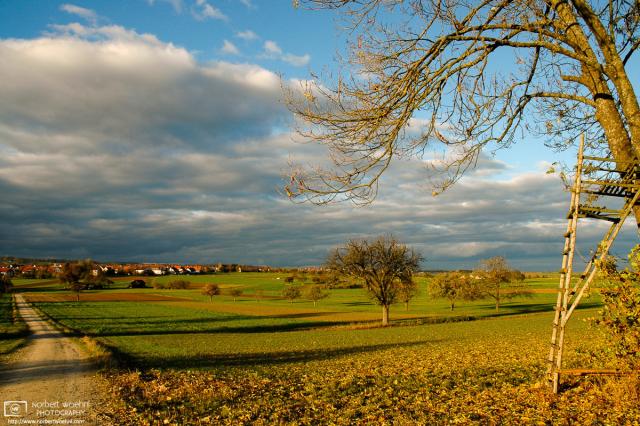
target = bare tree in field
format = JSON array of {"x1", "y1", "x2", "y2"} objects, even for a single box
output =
[
  {"x1": 59, "y1": 260, "x2": 93, "y2": 302},
  {"x1": 326, "y1": 236, "x2": 422, "y2": 325},
  {"x1": 475, "y1": 257, "x2": 531, "y2": 311},
  {"x1": 397, "y1": 278, "x2": 419, "y2": 311},
  {"x1": 429, "y1": 272, "x2": 481, "y2": 311},
  {"x1": 201, "y1": 283, "x2": 220, "y2": 302},
  {"x1": 306, "y1": 284, "x2": 329, "y2": 307},
  {"x1": 286, "y1": 0, "x2": 640, "y2": 218},
  {"x1": 229, "y1": 287, "x2": 243, "y2": 302},
  {"x1": 282, "y1": 285, "x2": 302, "y2": 303}
]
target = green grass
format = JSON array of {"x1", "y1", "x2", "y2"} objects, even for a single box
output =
[
  {"x1": 31, "y1": 276, "x2": 602, "y2": 371},
  {"x1": 64, "y1": 273, "x2": 598, "y2": 319},
  {"x1": 0, "y1": 294, "x2": 28, "y2": 356}
]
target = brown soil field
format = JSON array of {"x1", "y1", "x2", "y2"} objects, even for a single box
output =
[{"x1": 23, "y1": 293, "x2": 191, "y2": 303}]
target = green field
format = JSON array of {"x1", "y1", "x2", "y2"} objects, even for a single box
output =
[
  {"x1": 13, "y1": 274, "x2": 639, "y2": 424},
  {"x1": 0, "y1": 294, "x2": 28, "y2": 356}
]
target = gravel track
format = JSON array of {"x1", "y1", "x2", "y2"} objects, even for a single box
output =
[{"x1": 0, "y1": 294, "x2": 114, "y2": 425}]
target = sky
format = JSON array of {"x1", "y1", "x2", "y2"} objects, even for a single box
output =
[{"x1": 0, "y1": 0, "x2": 637, "y2": 270}]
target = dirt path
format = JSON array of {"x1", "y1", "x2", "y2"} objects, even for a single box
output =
[{"x1": 0, "y1": 295, "x2": 113, "y2": 425}]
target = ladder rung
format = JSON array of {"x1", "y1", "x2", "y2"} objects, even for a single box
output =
[
  {"x1": 583, "y1": 180, "x2": 640, "y2": 189},
  {"x1": 579, "y1": 206, "x2": 622, "y2": 214}
]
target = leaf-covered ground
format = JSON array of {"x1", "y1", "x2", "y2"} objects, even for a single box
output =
[{"x1": 94, "y1": 311, "x2": 638, "y2": 425}]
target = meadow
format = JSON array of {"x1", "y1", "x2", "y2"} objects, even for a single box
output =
[{"x1": 10, "y1": 273, "x2": 639, "y2": 424}]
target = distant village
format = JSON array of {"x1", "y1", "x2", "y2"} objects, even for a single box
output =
[{"x1": 0, "y1": 258, "x2": 283, "y2": 279}]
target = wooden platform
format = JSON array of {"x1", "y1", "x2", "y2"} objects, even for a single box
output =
[{"x1": 559, "y1": 369, "x2": 639, "y2": 376}]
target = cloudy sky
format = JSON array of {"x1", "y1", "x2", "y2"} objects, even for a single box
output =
[{"x1": 0, "y1": 0, "x2": 637, "y2": 270}]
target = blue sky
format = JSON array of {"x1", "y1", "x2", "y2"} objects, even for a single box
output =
[{"x1": 0, "y1": 0, "x2": 635, "y2": 270}]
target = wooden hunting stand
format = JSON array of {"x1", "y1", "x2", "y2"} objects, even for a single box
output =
[{"x1": 547, "y1": 135, "x2": 640, "y2": 393}]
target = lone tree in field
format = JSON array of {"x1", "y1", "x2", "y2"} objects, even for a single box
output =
[
  {"x1": 429, "y1": 272, "x2": 481, "y2": 311},
  {"x1": 326, "y1": 236, "x2": 422, "y2": 326},
  {"x1": 475, "y1": 257, "x2": 531, "y2": 311},
  {"x1": 397, "y1": 278, "x2": 419, "y2": 311},
  {"x1": 0, "y1": 275, "x2": 12, "y2": 294},
  {"x1": 282, "y1": 285, "x2": 302, "y2": 303},
  {"x1": 59, "y1": 260, "x2": 93, "y2": 302},
  {"x1": 286, "y1": 0, "x2": 640, "y2": 221},
  {"x1": 201, "y1": 283, "x2": 220, "y2": 302},
  {"x1": 306, "y1": 285, "x2": 329, "y2": 307},
  {"x1": 229, "y1": 287, "x2": 243, "y2": 302}
]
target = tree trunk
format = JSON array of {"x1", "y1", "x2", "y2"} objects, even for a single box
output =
[
  {"x1": 313, "y1": 300, "x2": 317, "y2": 307},
  {"x1": 554, "y1": 0, "x2": 640, "y2": 225},
  {"x1": 76, "y1": 293, "x2": 80, "y2": 302},
  {"x1": 405, "y1": 301, "x2": 408, "y2": 311},
  {"x1": 450, "y1": 302, "x2": 454, "y2": 311},
  {"x1": 382, "y1": 304, "x2": 389, "y2": 326}
]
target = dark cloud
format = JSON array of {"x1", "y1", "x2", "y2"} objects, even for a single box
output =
[{"x1": 0, "y1": 24, "x2": 634, "y2": 270}]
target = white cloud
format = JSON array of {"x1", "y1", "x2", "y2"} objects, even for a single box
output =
[
  {"x1": 147, "y1": 0, "x2": 183, "y2": 13},
  {"x1": 60, "y1": 4, "x2": 98, "y2": 24},
  {"x1": 282, "y1": 52, "x2": 311, "y2": 67},
  {"x1": 264, "y1": 40, "x2": 282, "y2": 54},
  {"x1": 239, "y1": 0, "x2": 256, "y2": 9},
  {"x1": 192, "y1": 0, "x2": 228, "y2": 21},
  {"x1": 0, "y1": 23, "x2": 284, "y2": 156},
  {"x1": 262, "y1": 40, "x2": 310, "y2": 67},
  {"x1": 0, "y1": 22, "x2": 618, "y2": 269},
  {"x1": 236, "y1": 30, "x2": 258, "y2": 41},
  {"x1": 220, "y1": 39, "x2": 240, "y2": 55}
]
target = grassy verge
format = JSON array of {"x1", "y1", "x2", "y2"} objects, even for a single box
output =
[{"x1": 0, "y1": 293, "x2": 29, "y2": 357}]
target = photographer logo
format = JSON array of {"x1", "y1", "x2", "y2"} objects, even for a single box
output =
[{"x1": 3, "y1": 401, "x2": 27, "y2": 417}]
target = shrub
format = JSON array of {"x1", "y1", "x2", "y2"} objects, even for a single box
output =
[
  {"x1": 167, "y1": 280, "x2": 191, "y2": 289},
  {"x1": 595, "y1": 245, "x2": 640, "y2": 370},
  {"x1": 0, "y1": 275, "x2": 12, "y2": 293},
  {"x1": 129, "y1": 280, "x2": 147, "y2": 289}
]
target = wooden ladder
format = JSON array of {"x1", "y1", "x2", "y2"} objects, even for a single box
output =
[{"x1": 546, "y1": 135, "x2": 640, "y2": 393}]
